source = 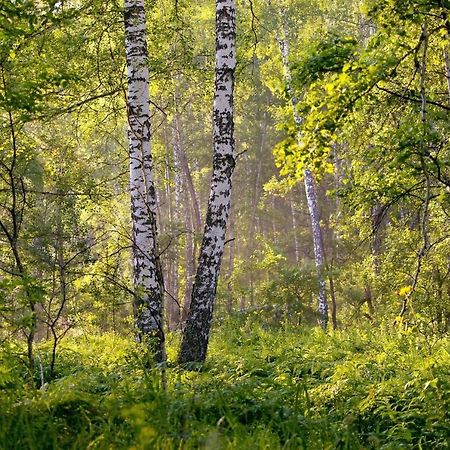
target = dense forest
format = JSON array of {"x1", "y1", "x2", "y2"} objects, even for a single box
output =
[{"x1": 0, "y1": 0, "x2": 449, "y2": 448}]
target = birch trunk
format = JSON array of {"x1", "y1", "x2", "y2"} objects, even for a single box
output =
[
  {"x1": 303, "y1": 170, "x2": 328, "y2": 328},
  {"x1": 179, "y1": 0, "x2": 236, "y2": 363},
  {"x1": 277, "y1": 13, "x2": 329, "y2": 329},
  {"x1": 124, "y1": 0, "x2": 165, "y2": 362}
]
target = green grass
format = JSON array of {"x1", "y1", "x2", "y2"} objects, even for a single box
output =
[{"x1": 1, "y1": 320, "x2": 449, "y2": 449}]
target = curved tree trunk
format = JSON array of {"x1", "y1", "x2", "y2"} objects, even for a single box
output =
[
  {"x1": 124, "y1": 0, "x2": 165, "y2": 363},
  {"x1": 179, "y1": 0, "x2": 236, "y2": 363}
]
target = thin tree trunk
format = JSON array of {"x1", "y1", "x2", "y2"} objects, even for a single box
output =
[
  {"x1": 124, "y1": 0, "x2": 165, "y2": 363},
  {"x1": 276, "y1": 10, "x2": 329, "y2": 329},
  {"x1": 183, "y1": 197, "x2": 195, "y2": 322},
  {"x1": 371, "y1": 202, "x2": 383, "y2": 277},
  {"x1": 173, "y1": 89, "x2": 196, "y2": 324},
  {"x1": 247, "y1": 112, "x2": 268, "y2": 306},
  {"x1": 322, "y1": 195, "x2": 338, "y2": 330},
  {"x1": 328, "y1": 271, "x2": 338, "y2": 330},
  {"x1": 226, "y1": 198, "x2": 235, "y2": 313},
  {"x1": 49, "y1": 207, "x2": 68, "y2": 379},
  {"x1": 173, "y1": 88, "x2": 202, "y2": 234},
  {"x1": 170, "y1": 116, "x2": 183, "y2": 330},
  {"x1": 0, "y1": 79, "x2": 36, "y2": 370},
  {"x1": 400, "y1": 21, "x2": 431, "y2": 318},
  {"x1": 179, "y1": 146, "x2": 202, "y2": 234},
  {"x1": 303, "y1": 171, "x2": 328, "y2": 328},
  {"x1": 164, "y1": 147, "x2": 174, "y2": 329},
  {"x1": 179, "y1": 0, "x2": 236, "y2": 363}
]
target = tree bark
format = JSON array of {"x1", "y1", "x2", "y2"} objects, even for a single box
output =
[
  {"x1": 277, "y1": 12, "x2": 329, "y2": 329},
  {"x1": 178, "y1": 143, "x2": 202, "y2": 234},
  {"x1": 179, "y1": 0, "x2": 236, "y2": 363},
  {"x1": 173, "y1": 86, "x2": 202, "y2": 234},
  {"x1": 173, "y1": 89, "x2": 196, "y2": 323},
  {"x1": 124, "y1": 0, "x2": 165, "y2": 363},
  {"x1": 226, "y1": 197, "x2": 235, "y2": 313},
  {"x1": 303, "y1": 170, "x2": 328, "y2": 328},
  {"x1": 169, "y1": 116, "x2": 183, "y2": 330},
  {"x1": 247, "y1": 112, "x2": 268, "y2": 306},
  {"x1": 182, "y1": 196, "x2": 195, "y2": 322}
]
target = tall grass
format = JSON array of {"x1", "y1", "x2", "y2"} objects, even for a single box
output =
[{"x1": 1, "y1": 320, "x2": 449, "y2": 449}]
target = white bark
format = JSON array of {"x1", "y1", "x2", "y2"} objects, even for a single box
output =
[
  {"x1": 124, "y1": 0, "x2": 165, "y2": 361},
  {"x1": 179, "y1": 0, "x2": 236, "y2": 363},
  {"x1": 278, "y1": 9, "x2": 329, "y2": 328},
  {"x1": 303, "y1": 169, "x2": 328, "y2": 326}
]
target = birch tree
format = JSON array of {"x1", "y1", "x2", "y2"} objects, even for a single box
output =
[
  {"x1": 124, "y1": 0, "x2": 165, "y2": 362},
  {"x1": 179, "y1": 0, "x2": 236, "y2": 363},
  {"x1": 276, "y1": 10, "x2": 329, "y2": 329}
]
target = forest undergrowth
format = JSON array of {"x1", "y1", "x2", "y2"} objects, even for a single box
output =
[{"x1": 1, "y1": 318, "x2": 449, "y2": 450}]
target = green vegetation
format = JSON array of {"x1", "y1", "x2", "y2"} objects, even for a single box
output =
[{"x1": 1, "y1": 321, "x2": 449, "y2": 449}]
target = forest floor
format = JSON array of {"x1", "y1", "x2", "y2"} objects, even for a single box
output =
[{"x1": 1, "y1": 319, "x2": 449, "y2": 449}]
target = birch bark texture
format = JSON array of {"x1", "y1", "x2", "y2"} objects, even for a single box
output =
[
  {"x1": 179, "y1": 0, "x2": 236, "y2": 363},
  {"x1": 124, "y1": 0, "x2": 165, "y2": 362},
  {"x1": 278, "y1": 10, "x2": 329, "y2": 329}
]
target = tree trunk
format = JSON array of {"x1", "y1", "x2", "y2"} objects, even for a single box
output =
[
  {"x1": 182, "y1": 197, "x2": 195, "y2": 322},
  {"x1": 277, "y1": 14, "x2": 329, "y2": 329},
  {"x1": 303, "y1": 170, "x2": 328, "y2": 328},
  {"x1": 247, "y1": 112, "x2": 268, "y2": 306},
  {"x1": 164, "y1": 148, "x2": 174, "y2": 329},
  {"x1": 173, "y1": 89, "x2": 196, "y2": 324},
  {"x1": 226, "y1": 197, "x2": 235, "y2": 313},
  {"x1": 328, "y1": 271, "x2": 338, "y2": 330},
  {"x1": 178, "y1": 143, "x2": 202, "y2": 234},
  {"x1": 371, "y1": 202, "x2": 384, "y2": 276},
  {"x1": 179, "y1": 0, "x2": 236, "y2": 363},
  {"x1": 124, "y1": 0, "x2": 165, "y2": 363},
  {"x1": 173, "y1": 87, "x2": 202, "y2": 234},
  {"x1": 169, "y1": 116, "x2": 183, "y2": 330}
]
